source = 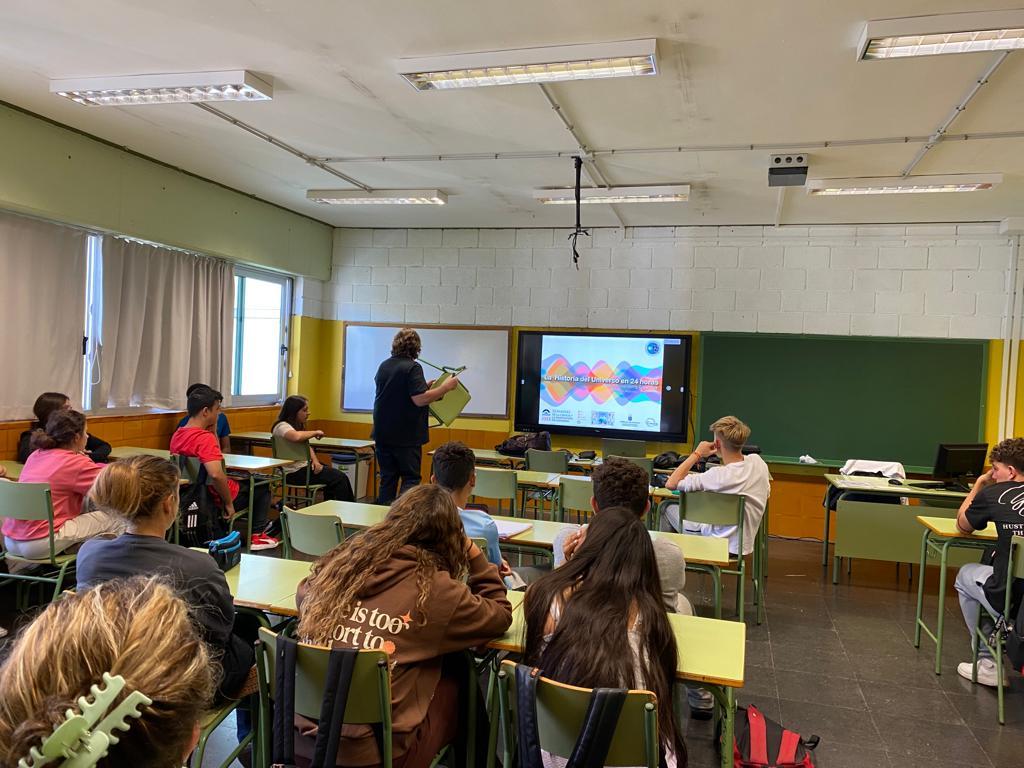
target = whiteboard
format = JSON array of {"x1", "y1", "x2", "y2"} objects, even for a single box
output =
[{"x1": 342, "y1": 324, "x2": 510, "y2": 417}]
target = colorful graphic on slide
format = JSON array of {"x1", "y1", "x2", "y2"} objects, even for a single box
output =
[
  {"x1": 540, "y1": 357, "x2": 663, "y2": 406},
  {"x1": 537, "y1": 335, "x2": 666, "y2": 431}
]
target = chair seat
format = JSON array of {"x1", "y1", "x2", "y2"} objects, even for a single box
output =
[
  {"x1": 284, "y1": 482, "x2": 327, "y2": 491},
  {"x1": 3, "y1": 552, "x2": 76, "y2": 566}
]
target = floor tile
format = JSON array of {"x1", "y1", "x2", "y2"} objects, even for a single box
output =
[
  {"x1": 861, "y1": 680, "x2": 964, "y2": 725},
  {"x1": 874, "y1": 715, "x2": 992, "y2": 765},
  {"x1": 778, "y1": 698, "x2": 879, "y2": 748},
  {"x1": 775, "y1": 668, "x2": 866, "y2": 710},
  {"x1": 971, "y1": 727, "x2": 1024, "y2": 768}
]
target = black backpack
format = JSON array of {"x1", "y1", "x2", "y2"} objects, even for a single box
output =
[
  {"x1": 176, "y1": 462, "x2": 228, "y2": 548},
  {"x1": 991, "y1": 583, "x2": 1024, "y2": 673},
  {"x1": 495, "y1": 431, "x2": 552, "y2": 457}
]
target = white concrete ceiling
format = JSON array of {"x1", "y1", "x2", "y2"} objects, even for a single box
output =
[{"x1": 1, "y1": 0, "x2": 1023, "y2": 228}]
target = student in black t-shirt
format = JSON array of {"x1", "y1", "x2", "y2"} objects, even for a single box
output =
[
  {"x1": 954, "y1": 437, "x2": 1024, "y2": 686},
  {"x1": 371, "y1": 328, "x2": 458, "y2": 504},
  {"x1": 78, "y1": 454, "x2": 259, "y2": 745}
]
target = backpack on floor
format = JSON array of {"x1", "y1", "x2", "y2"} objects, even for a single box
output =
[
  {"x1": 728, "y1": 705, "x2": 819, "y2": 768},
  {"x1": 990, "y1": 582, "x2": 1024, "y2": 673}
]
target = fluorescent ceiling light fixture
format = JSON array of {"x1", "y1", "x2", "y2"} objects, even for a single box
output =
[
  {"x1": 50, "y1": 70, "x2": 273, "y2": 106},
  {"x1": 306, "y1": 189, "x2": 447, "y2": 205},
  {"x1": 858, "y1": 10, "x2": 1024, "y2": 59},
  {"x1": 534, "y1": 185, "x2": 689, "y2": 204},
  {"x1": 398, "y1": 39, "x2": 656, "y2": 90},
  {"x1": 806, "y1": 174, "x2": 1002, "y2": 195}
]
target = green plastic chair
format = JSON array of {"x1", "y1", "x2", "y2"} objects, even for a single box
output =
[
  {"x1": 494, "y1": 659, "x2": 660, "y2": 768},
  {"x1": 601, "y1": 438, "x2": 647, "y2": 459},
  {"x1": 473, "y1": 467, "x2": 519, "y2": 517},
  {"x1": 681, "y1": 491, "x2": 764, "y2": 624},
  {"x1": 524, "y1": 450, "x2": 568, "y2": 517},
  {"x1": 0, "y1": 482, "x2": 77, "y2": 609},
  {"x1": 191, "y1": 676, "x2": 256, "y2": 768},
  {"x1": 971, "y1": 534, "x2": 1024, "y2": 724},
  {"x1": 254, "y1": 627, "x2": 454, "y2": 768},
  {"x1": 281, "y1": 506, "x2": 343, "y2": 559},
  {"x1": 609, "y1": 455, "x2": 654, "y2": 484},
  {"x1": 556, "y1": 476, "x2": 594, "y2": 524},
  {"x1": 273, "y1": 433, "x2": 327, "y2": 508},
  {"x1": 172, "y1": 454, "x2": 254, "y2": 552}
]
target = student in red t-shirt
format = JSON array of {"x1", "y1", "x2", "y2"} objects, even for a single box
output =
[{"x1": 169, "y1": 385, "x2": 279, "y2": 551}]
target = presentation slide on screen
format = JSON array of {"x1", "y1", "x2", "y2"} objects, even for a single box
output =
[{"x1": 537, "y1": 335, "x2": 669, "y2": 432}]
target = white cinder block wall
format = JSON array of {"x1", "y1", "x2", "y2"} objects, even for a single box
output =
[{"x1": 294, "y1": 224, "x2": 1015, "y2": 340}]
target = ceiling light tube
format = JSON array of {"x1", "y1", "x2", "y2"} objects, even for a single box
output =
[
  {"x1": 858, "y1": 10, "x2": 1024, "y2": 60},
  {"x1": 806, "y1": 174, "x2": 1002, "y2": 195},
  {"x1": 306, "y1": 189, "x2": 447, "y2": 205},
  {"x1": 534, "y1": 184, "x2": 689, "y2": 204},
  {"x1": 398, "y1": 39, "x2": 657, "y2": 90},
  {"x1": 50, "y1": 70, "x2": 273, "y2": 106}
]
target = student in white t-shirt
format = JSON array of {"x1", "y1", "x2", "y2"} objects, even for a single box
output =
[{"x1": 661, "y1": 415, "x2": 771, "y2": 556}]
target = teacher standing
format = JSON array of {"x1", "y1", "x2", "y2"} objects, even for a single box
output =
[{"x1": 372, "y1": 328, "x2": 458, "y2": 505}]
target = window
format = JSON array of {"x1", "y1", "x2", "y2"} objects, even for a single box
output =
[{"x1": 232, "y1": 267, "x2": 291, "y2": 404}]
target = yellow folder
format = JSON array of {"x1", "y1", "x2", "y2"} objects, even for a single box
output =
[{"x1": 429, "y1": 371, "x2": 472, "y2": 427}]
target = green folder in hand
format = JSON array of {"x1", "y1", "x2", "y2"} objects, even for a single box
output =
[{"x1": 429, "y1": 370, "x2": 472, "y2": 427}]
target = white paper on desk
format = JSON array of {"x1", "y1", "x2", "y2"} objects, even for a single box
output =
[
  {"x1": 495, "y1": 520, "x2": 533, "y2": 539},
  {"x1": 837, "y1": 478, "x2": 878, "y2": 488}
]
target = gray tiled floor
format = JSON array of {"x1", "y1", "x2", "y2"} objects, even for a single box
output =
[{"x1": 139, "y1": 538, "x2": 1024, "y2": 766}]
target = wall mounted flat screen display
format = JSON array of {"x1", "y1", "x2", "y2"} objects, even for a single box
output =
[{"x1": 514, "y1": 331, "x2": 692, "y2": 441}]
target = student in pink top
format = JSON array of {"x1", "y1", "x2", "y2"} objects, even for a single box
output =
[{"x1": 2, "y1": 410, "x2": 124, "y2": 560}]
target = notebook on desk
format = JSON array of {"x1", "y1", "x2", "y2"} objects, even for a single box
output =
[{"x1": 495, "y1": 520, "x2": 533, "y2": 539}]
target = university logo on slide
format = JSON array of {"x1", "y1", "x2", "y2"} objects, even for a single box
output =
[
  {"x1": 646, "y1": 341, "x2": 660, "y2": 355},
  {"x1": 540, "y1": 354, "x2": 663, "y2": 407}
]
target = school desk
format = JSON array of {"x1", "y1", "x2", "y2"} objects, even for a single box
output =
[
  {"x1": 914, "y1": 515, "x2": 997, "y2": 674},
  {"x1": 823, "y1": 474, "x2": 968, "y2": 584},
  {"x1": 0, "y1": 460, "x2": 22, "y2": 481},
  {"x1": 224, "y1": 553, "x2": 311, "y2": 616},
  {"x1": 489, "y1": 590, "x2": 745, "y2": 768}
]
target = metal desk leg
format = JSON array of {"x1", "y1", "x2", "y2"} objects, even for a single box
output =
[
  {"x1": 822, "y1": 508, "x2": 831, "y2": 567},
  {"x1": 914, "y1": 529, "x2": 929, "y2": 647},
  {"x1": 709, "y1": 684, "x2": 735, "y2": 768},
  {"x1": 933, "y1": 538, "x2": 951, "y2": 675},
  {"x1": 711, "y1": 566, "x2": 722, "y2": 619}
]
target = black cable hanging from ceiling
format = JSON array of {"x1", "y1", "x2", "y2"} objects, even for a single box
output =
[{"x1": 567, "y1": 155, "x2": 590, "y2": 270}]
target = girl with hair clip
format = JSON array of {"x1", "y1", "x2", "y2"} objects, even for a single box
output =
[
  {"x1": 296, "y1": 483, "x2": 513, "y2": 768},
  {"x1": 523, "y1": 506, "x2": 687, "y2": 768},
  {"x1": 273, "y1": 395, "x2": 354, "y2": 502},
  {"x1": 3, "y1": 410, "x2": 125, "y2": 559},
  {"x1": 16, "y1": 391, "x2": 111, "y2": 464},
  {"x1": 0, "y1": 577, "x2": 216, "y2": 768}
]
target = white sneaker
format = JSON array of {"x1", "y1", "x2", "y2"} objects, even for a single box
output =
[{"x1": 957, "y1": 658, "x2": 1008, "y2": 687}]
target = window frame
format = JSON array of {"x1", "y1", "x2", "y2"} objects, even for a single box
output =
[{"x1": 231, "y1": 265, "x2": 292, "y2": 407}]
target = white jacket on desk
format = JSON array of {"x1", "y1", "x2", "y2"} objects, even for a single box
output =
[{"x1": 839, "y1": 459, "x2": 906, "y2": 480}]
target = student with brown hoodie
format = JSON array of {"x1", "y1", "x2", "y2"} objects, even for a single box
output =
[{"x1": 295, "y1": 483, "x2": 513, "y2": 768}]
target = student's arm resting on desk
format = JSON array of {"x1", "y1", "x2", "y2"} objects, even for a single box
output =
[
  {"x1": 665, "y1": 441, "x2": 715, "y2": 490},
  {"x1": 204, "y1": 460, "x2": 236, "y2": 517},
  {"x1": 956, "y1": 471, "x2": 995, "y2": 534}
]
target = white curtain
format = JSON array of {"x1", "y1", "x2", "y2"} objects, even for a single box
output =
[
  {"x1": 0, "y1": 211, "x2": 88, "y2": 420},
  {"x1": 95, "y1": 237, "x2": 234, "y2": 410}
]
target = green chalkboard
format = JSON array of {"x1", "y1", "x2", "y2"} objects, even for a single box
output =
[{"x1": 696, "y1": 333, "x2": 987, "y2": 471}]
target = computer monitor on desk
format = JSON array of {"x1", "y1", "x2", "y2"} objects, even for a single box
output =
[{"x1": 920, "y1": 443, "x2": 987, "y2": 491}]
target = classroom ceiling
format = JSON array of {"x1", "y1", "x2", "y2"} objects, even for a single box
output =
[{"x1": 1, "y1": 0, "x2": 1024, "y2": 228}]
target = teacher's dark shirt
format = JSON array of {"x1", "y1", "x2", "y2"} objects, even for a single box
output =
[{"x1": 372, "y1": 355, "x2": 429, "y2": 446}]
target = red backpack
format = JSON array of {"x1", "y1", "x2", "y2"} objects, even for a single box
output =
[{"x1": 730, "y1": 705, "x2": 819, "y2": 768}]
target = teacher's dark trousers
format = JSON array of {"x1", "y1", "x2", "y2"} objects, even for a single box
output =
[{"x1": 375, "y1": 444, "x2": 422, "y2": 505}]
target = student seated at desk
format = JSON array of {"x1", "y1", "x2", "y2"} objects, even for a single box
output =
[
  {"x1": 273, "y1": 395, "x2": 354, "y2": 502},
  {"x1": 431, "y1": 440, "x2": 517, "y2": 583},
  {"x1": 3, "y1": 410, "x2": 125, "y2": 559},
  {"x1": 177, "y1": 381, "x2": 232, "y2": 452},
  {"x1": 0, "y1": 578, "x2": 215, "y2": 768},
  {"x1": 296, "y1": 484, "x2": 512, "y2": 768},
  {"x1": 954, "y1": 438, "x2": 1024, "y2": 687},
  {"x1": 17, "y1": 391, "x2": 111, "y2": 463},
  {"x1": 170, "y1": 385, "x2": 279, "y2": 551},
  {"x1": 524, "y1": 506, "x2": 686, "y2": 768},
  {"x1": 555, "y1": 457, "x2": 690, "y2": 614},
  {"x1": 662, "y1": 415, "x2": 771, "y2": 557},
  {"x1": 78, "y1": 456, "x2": 259, "y2": 743}
]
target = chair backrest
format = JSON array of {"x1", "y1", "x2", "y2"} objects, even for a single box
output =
[
  {"x1": 558, "y1": 477, "x2": 593, "y2": 516},
  {"x1": 272, "y1": 432, "x2": 311, "y2": 463},
  {"x1": 473, "y1": 467, "x2": 518, "y2": 500},
  {"x1": 526, "y1": 449, "x2": 569, "y2": 474},
  {"x1": 601, "y1": 438, "x2": 647, "y2": 459},
  {"x1": 171, "y1": 454, "x2": 205, "y2": 484},
  {"x1": 681, "y1": 491, "x2": 745, "y2": 553},
  {"x1": 1006, "y1": 535, "x2": 1024, "y2": 613},
  {"x1": 256, "y1": 627, "x2": 391, "y2": 724},
  {"x1": 498, "y1": 660, "x2": 659, "y2": 767},
  {"x1": 0, "y1": 482, "x2": 58, "y2": 561},
  {"x1": 609, "y1": 456, "x2": 654, "y2": 483},
  {"x1": 281, "y1": 507, "x2": 343, "y2": 557}
]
